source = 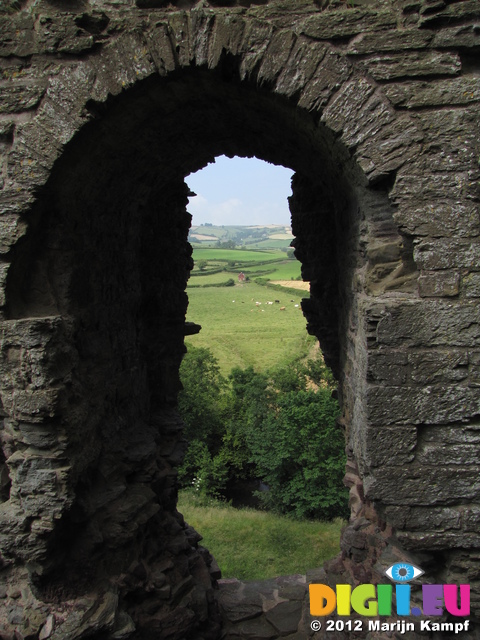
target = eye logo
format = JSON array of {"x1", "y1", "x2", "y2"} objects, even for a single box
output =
[{"x1": 385, "y1": 563, "x2": 424, "y2": 583}]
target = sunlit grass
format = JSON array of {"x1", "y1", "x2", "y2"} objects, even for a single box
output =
[
  {"x1": 186, "y1": 282, "x2": 313, "y2": 374},
  {"x1": 178, "y1": 490, "x2": 344, "y2": 581}
]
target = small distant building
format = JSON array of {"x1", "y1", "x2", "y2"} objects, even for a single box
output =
[{"x1": 238, "y1": 272, "x2": 246, "y2": 283}]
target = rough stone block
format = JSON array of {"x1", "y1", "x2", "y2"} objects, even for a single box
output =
[
  {"x1": 416, "y1": 440, "x2": 479, "y2": 467},
  {"x1": 239, "y1": 20, "x2": 273, "y2": 79},
  {"x1": 463, "y1": 272, "x2": 480, "y2": 298},
  {"x1": 257, "y1": 30, "x2": 296, "y2": 85},
  {"x1": 302, "y1": 8, "x2": 396, "y2": 40},
  {"x1": 0, "y1": 83, "x2": 47, "y2": 115},
  {"x1": 6, "y1": 388, "x2": 60, "y2": 422},
  {"x1": 418, "y1": 0, "x2": 480, "y2": 27},
  {"x1": 414, "y1": 239, "x2": 480, "y2": 270},
  {"x1": 372, "y1": 299, "x2": 480, "y2": 348},
  {"x1": 383, "y1": 77, "x2": 480, "y2": 108},
  {"x1": 357, "y1": 51, "x2": 461, "y2": 81},
  {"x1": 90, "y1": 31, "x2": 157, "y2": 99},
  {"x1": 265, "y1": 600, "x2": 302, "y2": 636},
  {"x1": 365, "y1": 466, "x2": 480, "y2": 506},
  {"x1": 408, "y1": 350, "x2": 468, "y2": 384},
  {"x1": 432, "y1": 24, "x2": 480, "y2": 49},
  {"x1": 356, "y1": 115, "x2": 423, "y2": 182},
  {"x1": 321, "y1": 76, "x2": 372, "y2": 131},
  {"x1": 385, "y1": 506, "x2": 461, "y2": 531},
  {"x1": 411, "y1": 108, "x2": 478, "y2": 173},
  {"x1": 463, "y1": 507, "x2": 480, "y2": 532},
  {"x1": 396, "y1": 530, "x2": 480, "y2": 551},
  {"x1": 0, "y1": 262, "x2": 8, "y2": 306},
  {"x1": 394, "y1": 202, "x2": 480, "y2": 239},
  {"x1": 392, "y1": 168, "x2": 472, "y2": 205},
  {"x1": 347, "y1": 29, "x2": 433, "y2": 54},
  {"x1": 275, "y1": 38, "x2": 327, "y2": 98},
  {"x1": 418, "y1": 271, "x2": 460, "y2": 298},
  {"x1": 0, "y1": 214, "x2": 27, "y2": 255},
  {"x1": 367, "y1": 350, "x2": 408, "y2": 384},
  {"x1": 0, "y1": 317, "x2": 61, "y2": 349},
  {"x1": 298, "y1": 47, "x2": 352, "y2": 111},
  {"x1": 0, "y1": 15, "x2": 36, "y2": 57},
  {"x1": 144, "y1": 22, "x2": 176, "y2": 76},
  {"x1": 207, "y1": 13, "x2": 246, "y2": 68},
  {"x1": 191, "y1": 9, "x2": 216, "y2": 67},
  {"x1": 363, "y1": 425, "x2": 417, "y2": 468},
  {"x1": 367, "y1": 384, "x2": 480, "y2": 426}
]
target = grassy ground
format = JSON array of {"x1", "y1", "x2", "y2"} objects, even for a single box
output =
[
  {"x1": 185, "y1": 281, "x2": 314, "y2": 373},
  {"x1": 178, "y1": 490, "x2": 344, "y2": 580},
  {"x1": 192, "y1": 248, "x2": 280, "y2": 262}
]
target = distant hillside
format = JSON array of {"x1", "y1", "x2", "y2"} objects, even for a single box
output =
[{"x1": 189, "y1": 224, "x2": 293, "y2": 249}]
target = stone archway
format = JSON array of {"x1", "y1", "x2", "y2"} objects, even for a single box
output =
[{"x1": 0, "y1": 2, "x2": 479, "y2": 638}]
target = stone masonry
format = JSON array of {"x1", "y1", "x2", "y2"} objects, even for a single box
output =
[{"x1": 0, "y1": 0, "x2": 479, "y2": 638}]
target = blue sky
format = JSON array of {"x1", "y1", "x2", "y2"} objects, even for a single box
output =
[{"x1": 186, "y1": 155, "x2": 294, "y2": 226}]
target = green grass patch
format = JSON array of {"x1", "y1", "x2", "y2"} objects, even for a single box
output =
[
  {"x1": 192, "y1": 248, "x2": 282, "y2": 262},
  {"x1": 186, "y1": 282, "x2": 313, "y2": 373},
  {"x1": 178, "y1": 490, "x2": 343, "y2": 580},
  {"x1": 247, "y1": 239, "x2": 293, "y2": 249},
  {"x1": 189, "y1": 272, "x2": 239, "y2": 285},
  {"x1": 265, "y1": 260, "x2": 301, "y2": 280}
]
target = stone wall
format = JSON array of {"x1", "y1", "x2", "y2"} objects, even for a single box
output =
[{"x1": 0, "y1": 0, "x2": 479, "y2": 638}]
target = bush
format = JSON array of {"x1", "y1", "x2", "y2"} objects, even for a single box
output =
[
  {"x1": 246, "y1": 390, "x2": 348, "y2": 520},
  {"x1": 178, "y1": 347, "x2": 348, "y2": 519}
]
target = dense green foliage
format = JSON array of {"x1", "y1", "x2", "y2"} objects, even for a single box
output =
[
  {"x1": 178, "y1": 345, "x2": 348, "y2": 520},
  {"x1": 178, "y1": 490, "x2": 344, "y2": 580}
]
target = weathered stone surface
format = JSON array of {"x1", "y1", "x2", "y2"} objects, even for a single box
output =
[
  {"x1": 365, "y1": 466, "x2": 480, "y2": 507},
  {"x1": 418, "y1": 271, "x2": 460, "y2": 298},
  {"x1": 414, "y1": 239, "x2": 480, "y2": 270},
  {"x1": 302, "y1": 8, "x2": 396, "y2": 40},
  {"x1": 265, "y1": 600, "x2": 303, "y2": 635},
  {"x1": 418, "y1": 0, "x2": 480, "y2": 28},
  {"x1": 394, "y1": 202, "x2": 480, "y2": 239},
  {"x1": 372, "y1": 300, "x2": 480, "y2": 348},
  {"x1": 357, "y1": 51, "x2": 461, "y2": 81},
  {"x1": 384, "y1": 76, "x2": 480, "y2": 108},
  {"x1": 347, "y1": 29, "x2": 434, "y2": 54},
  {"x1": 408, "y1": 350, "x2": 469, "y2": 384},
  {"x1": 275, "y1": 38, "x2": 327, "y2": 98},
  {"x1": 384, "y1": 505, "x2": 462, "y2": 531},
  {"x1": 297, "y1": 47, "x2": 352, "y2": 111},
  {"x1": 464, "y1": 272, "x2": 480, "y2": 298},
  {"x1": 363, "y1": 425, "x2": 417, "y2": 468},
  {"x1": 368, "y1": 384, "x2": 480, "y2": 425}
]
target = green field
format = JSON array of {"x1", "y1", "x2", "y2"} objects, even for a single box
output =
[
  {"x1": 189, "y1": 224, "x2": 294, "y2": 249},
  {"x1": 191, "y1": 248, "x2": 281, "y2": 263},
  {"x1": 178, "y1": 490, "x2": 343, "y2": 580},
  {"x1": 186, "y1": 246, "x2": 310, "y2": 372},
  {"x1": 190, "y1": 248, "x2": 301, "y2": 280},
  {"x1": 186, "y1": 281, "x2": 313, "y2": 373}
]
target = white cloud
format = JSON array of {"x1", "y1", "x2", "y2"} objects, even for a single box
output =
[{"x1": 188, "y1": 196, "x2": 244, "y2": 225}]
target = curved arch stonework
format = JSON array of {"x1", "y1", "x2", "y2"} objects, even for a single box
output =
[{"x1": 0, "y1": 1, "x2": 479, "y2": 638}]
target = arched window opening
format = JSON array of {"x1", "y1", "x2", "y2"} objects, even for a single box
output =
[{"x1": 176, "y1": 155, "x2": 348, "y2": 581}]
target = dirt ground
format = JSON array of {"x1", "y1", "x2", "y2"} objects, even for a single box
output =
[{"x1": 271, "y1": 280, "x2": 310, "y2": 291}]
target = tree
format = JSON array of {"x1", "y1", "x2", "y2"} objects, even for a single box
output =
[
  {"x1": 197, "y1": 259, "x2": 208, "y2": 271},
  {"x1": 178, "y1": 347, "x2": 348, "y2": 519},
  {"x1": 178, "y1": 344, "x2": 226, "y2": 446},
  {"x1": 244, "y1": 389, "x2": 347, "y2": 520}
]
